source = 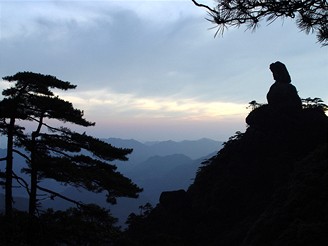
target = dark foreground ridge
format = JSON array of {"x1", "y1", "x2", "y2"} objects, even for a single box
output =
[{"x1": 120, "y1": 62, "x2": 328, "y2": 246}]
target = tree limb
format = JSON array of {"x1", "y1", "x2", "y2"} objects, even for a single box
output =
[
  {"x1": 36, "y1": 185, "x2": 86, "y2": 208},
  {"x1": 191, "y1": 0, "x2": 218, "y2": 14},
  {"x1": 192, "y1": 0, "x2": 328, "y2": 45},
  {"x1": 13, "y1": 149, "x2": 31, "y2": 162},
  {"x1": 12, "y1": 171, "x2": 31, "y2": 196}
]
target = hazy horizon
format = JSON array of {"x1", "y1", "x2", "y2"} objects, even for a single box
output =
[{"x1": 0, "y1": 134, "x2": 224, "y2": 150}]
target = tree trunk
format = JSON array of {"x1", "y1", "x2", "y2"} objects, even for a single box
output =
[
  {"x1": 5, "y1": 117, "x2": 15, "y2": 218},
  {"x1": 29, "y1": 132, "x2": 38, "y2": 216},
  {"x1": 29, "y1": 114, "x2": 44, "y2": 216}
]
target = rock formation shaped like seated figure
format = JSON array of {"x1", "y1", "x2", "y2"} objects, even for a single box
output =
[
  {"x1": 267, "y1": 61, "x2": 302, "y2": 113},
  {"x1": 246, "y1": 61, "x2": 303, "y2": 128}
]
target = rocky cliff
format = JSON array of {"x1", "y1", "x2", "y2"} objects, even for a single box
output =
[{"x1": 120, "y1": 62, "x2": 328, "y2": 246}]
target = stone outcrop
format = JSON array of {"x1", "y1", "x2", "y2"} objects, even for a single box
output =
[
  {"x1": 121, "y1": 62, "x2": 328, "y2": 246},
  {"x1": 246, "y1": 61, "x2": 302, "y2": 128},
  {"x1": 159, "y1": 189, "x2": 188, "y2": 211},
  {"x1": 266, "y1": 61, "x2": 302, "y2": 113}
]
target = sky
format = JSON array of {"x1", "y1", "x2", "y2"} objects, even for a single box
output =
[{"x1": 0, "y1": 0, "x2": 327, "y2": 142}]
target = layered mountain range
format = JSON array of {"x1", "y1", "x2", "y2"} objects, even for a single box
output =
[{"x1": 0, "y1": 138, "x2": 222, "y2": 225}]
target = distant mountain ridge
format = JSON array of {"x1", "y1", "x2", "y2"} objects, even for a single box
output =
[
  {"x1": 104, "y1": 138, "x2": 222, "y2": 165},
  {"x1": 55, "y1": 138, "x2": 222, "y2": 225},
  {"x1": 1, "y1": 138, "x2": 223, "y2": 226},
  {"x1": 0, "y1": 194, "x2": 28, "y2": 212}
]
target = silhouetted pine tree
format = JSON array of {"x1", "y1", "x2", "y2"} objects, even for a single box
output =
[{"x1": 0, "y1": 72, "x2": 142, "y2": 218}]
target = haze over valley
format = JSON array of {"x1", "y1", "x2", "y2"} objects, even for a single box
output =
[{"x1": 0, "y1": 138, "x2": 223, "y2": 225}]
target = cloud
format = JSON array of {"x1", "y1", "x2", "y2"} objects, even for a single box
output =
[
  {"x1": 58, "y1": 88, "x2": 248, "y2": 120},
  {"x1": 1, "y1": 0, "x2": 327, "y2": 140}
]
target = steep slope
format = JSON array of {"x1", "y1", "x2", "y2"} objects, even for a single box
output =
[
  {"x1": 121, "y1": 104, "x2": 328, "y2": 245},
  {"x1": 110, "y1": 154, "x2": 209, "y2": 225},
  {"x1": 242, "y1": 143, "x2": 328, "y2": 246}
]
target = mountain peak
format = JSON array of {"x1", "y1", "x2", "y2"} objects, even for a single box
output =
[{"x1": 122, "y1": 63, "x2": 328, "y2": 246}]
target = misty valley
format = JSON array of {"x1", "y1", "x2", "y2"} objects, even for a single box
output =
[{"x1": 0, "y1": 138, "x2": 222, "y2": 225}]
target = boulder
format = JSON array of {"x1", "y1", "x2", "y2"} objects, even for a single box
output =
[{"x1": 267, "y1": 82, "x2": 302, "y2": 113}]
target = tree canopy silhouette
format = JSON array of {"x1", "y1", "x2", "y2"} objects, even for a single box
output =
[
  {"x1": 0, "y1": 72, "x2": 142, "y2": 218},
  {"x1": 192, "y1": 0, "x2": 328, "y2": 45}
]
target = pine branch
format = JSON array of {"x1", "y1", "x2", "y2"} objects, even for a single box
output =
[
  {"x1": 12, "y1": 171, "x2": 31, "y2": 196},
  {"x1": 36, "y1": 185, "x2": 86, "y2": 208},
  {"x1": 12, "y1": 149, "x2": 31, "y2": 162},
  {"x1": 192, "y1": 0, "x2": 328, "y2": 45},
  {"x1": 191, "y1": 0, "x2": 218, "y2": 14}
]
